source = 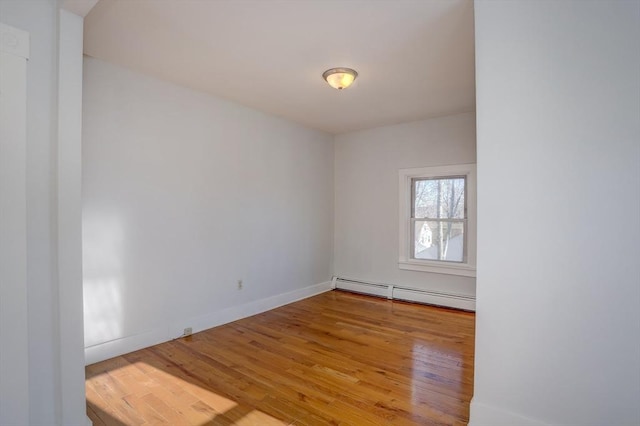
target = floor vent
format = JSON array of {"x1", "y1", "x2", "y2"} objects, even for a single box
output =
[{"x1": 332, "y1": 276, "x2": 475, "y2": 311}]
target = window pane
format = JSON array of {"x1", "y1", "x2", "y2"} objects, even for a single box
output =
[
  {"x1": 414, "y1": 177, "x2": 465, "y2": 219},
  {"x1": 414, "y1": 220, "x2": 464, "y2": 262}
]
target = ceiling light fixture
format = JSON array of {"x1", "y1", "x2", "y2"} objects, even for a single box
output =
[{"x1": 322, "y1": 67, "x2": 358, "y2": 90}]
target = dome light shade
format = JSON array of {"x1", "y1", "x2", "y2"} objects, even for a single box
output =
[{"x1": 322, "y1": 68, "x2": 358, "y2": 90}]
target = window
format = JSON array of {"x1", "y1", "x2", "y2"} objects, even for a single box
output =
[{"x1": 399, "y1": 164, "x2": 476, "y2": 277}]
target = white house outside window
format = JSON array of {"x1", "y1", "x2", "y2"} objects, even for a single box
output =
[{"x1": 399, "y1": 164, "x2": 476, "y2": 277}]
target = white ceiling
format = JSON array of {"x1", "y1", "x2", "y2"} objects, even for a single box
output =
[
  {"x1": 62, "y1": 0, "x2": 99, "y2": 17},
  {"x1": 84, "y1": 0, "x2": 475, "y2": 134}
]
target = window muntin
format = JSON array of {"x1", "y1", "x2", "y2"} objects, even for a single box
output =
[{"x1": 411, "y1": 177, "x2": 467, "y2": 263}]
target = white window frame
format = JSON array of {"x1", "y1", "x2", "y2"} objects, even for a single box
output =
[{"x1": 399, "y1": 164, "x2": 477, "y2": 277}]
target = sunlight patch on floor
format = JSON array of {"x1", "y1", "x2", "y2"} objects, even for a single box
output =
[{"x1": 86, "y1": 360, "x2": 287, "y2": 425}]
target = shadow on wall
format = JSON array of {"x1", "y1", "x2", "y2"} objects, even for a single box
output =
[{"x1": 83, "y1": 212, "x2": 125, "y2": 348}]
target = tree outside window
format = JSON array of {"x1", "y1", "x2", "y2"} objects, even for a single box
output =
[{"x1": 412, "y1": 177, "x2": 466, "y2": 262}]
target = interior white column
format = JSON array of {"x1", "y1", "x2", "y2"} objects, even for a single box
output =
[
  {"x1": 0, "y1": 22, "x2": 31, "y2": 426},
  {"x1": 57, "y1": 9, "x2": 90, "y2": 425}
]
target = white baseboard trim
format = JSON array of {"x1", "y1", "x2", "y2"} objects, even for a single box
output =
[
  {"x1": 85, "y1": 281, "x2": 332, "y2": 365},
  {"x1": 166, "y1": 281, "x2": 333, "y2": 339},
  {"x1": 334, "y1": 276, "x2": 475, "y2": 311},
  {"x1": 84, "y1": 326, "x2": 169, "y2": 366},
  {"x1": 469, "y1": 399, "x2": 549, "y2": 426}
]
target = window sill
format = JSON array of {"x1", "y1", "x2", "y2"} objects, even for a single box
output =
[{"x1": 398, "y1": 260, "x2": 476, "y2": 277}]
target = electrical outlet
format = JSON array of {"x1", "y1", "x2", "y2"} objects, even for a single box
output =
[
  {"x1": 183, "y1": 327, "x2": 192, "y2": 336},
  {"x1": 237, "y1": 279, "x2": 243, "y2": 290}
]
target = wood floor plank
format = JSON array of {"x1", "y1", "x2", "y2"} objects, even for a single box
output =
[{"x1": 86, "y1": 290, "x2": 475, "y2": 425}]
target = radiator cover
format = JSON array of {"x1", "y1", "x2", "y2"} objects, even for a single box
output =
[{"x1": 332, "y1": 276, "x2": 475, "y2": 311}]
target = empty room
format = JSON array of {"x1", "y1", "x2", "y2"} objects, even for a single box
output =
[{"x1": 0, "y1": 1, "x2": 638, "y2": 426}]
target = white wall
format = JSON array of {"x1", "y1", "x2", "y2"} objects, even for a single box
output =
[
  {"x1": 471, "y1": 1, "x2": 640, "y2": 425},
  {"x1": 0, "y1": 1, "x2": 88, "y2": 425},
  {"x1": 334, "y1": 112, "x2": 476, "y2": 299},
  {"x1": 0, "y1": 21, "x2": 30, "y2": 426},
  {"x1": 82, "y1": 57, "x2": 334, "y2": 363},
  {"x1": 1, "y1": 1, "x2": 60, "y2": 424}
]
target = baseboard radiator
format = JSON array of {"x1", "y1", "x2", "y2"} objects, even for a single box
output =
[{"x1": 331, "y1": 276, "x2": 475, "y2": 312}]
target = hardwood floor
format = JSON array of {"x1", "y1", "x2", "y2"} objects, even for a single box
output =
[{"x1": 86, "y1": 290, "x2": 475, "y2": 425}]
